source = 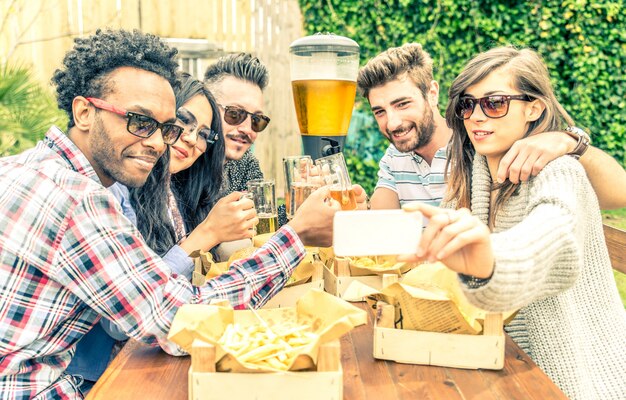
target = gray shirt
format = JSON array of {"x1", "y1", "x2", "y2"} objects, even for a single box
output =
[{"x1": 445, "y1": 155, "x2": 626, "y2": 400}]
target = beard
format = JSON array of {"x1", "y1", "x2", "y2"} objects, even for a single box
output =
[
  {"x1": 386, "y1": 106, "x2": 436, "y2": 153},
  {"x1": 90, "y1": 116, "x2": 158, "y2": 188}
]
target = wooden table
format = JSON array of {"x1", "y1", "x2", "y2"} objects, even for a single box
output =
[{"x1": 87, "y1": 304, "x2": 567, "y2": 400}]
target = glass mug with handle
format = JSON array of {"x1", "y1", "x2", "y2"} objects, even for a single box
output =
[
  {"x1": 315, "y1": 152, "x2": 357, "y2": 211},
  {"x1": 283, "y1": 155, "x2": 319, "y2": 219},
  {"x1": 246, "y1": 179, "x2": 278, "y2": 235}
]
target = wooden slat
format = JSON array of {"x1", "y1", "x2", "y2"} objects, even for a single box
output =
[
  {"x1": 604, "y1": 223, "x2": 626, "y2": 274},
  {"x1": 87, "y1": 340, "x2": 189, "y2": 400},
  {"x1": 387, "y1": 362, "x2": 464, "y2": 400},
  {"x1": 347, "y1": 306, "x2": 400, "y2": 399},
  {"x1": 191, "y1": 340, "x2": 215, "y2": 373},
  {"x1": 339, "y1": 333, "x2": 366, "y2": 400},
  {"x1": 317, "y1": 340, "x2": 340, "y2": 372},
  {"x1": 478, "y1": 336, "x2": 569, "y2": 400}
]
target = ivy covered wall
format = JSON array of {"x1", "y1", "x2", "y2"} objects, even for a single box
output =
[{"x1": 299, "y1": 0, "x2": 625, "y2": 193}]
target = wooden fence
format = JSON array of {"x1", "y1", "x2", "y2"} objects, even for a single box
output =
[{"x1": 0, "y1": 0, "x2": 304, "y2": 194}]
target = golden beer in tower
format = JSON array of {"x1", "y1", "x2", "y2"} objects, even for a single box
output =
[
  {"x1": 292, "y1": 79, "x2": 357, "y2": 136},
  {"x1": 256, "y1": 213, "x2": 278, "y2": 235}
]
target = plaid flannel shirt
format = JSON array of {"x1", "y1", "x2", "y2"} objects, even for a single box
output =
[{"x1": 0, "y1": 127, "x2": 305, "y2": 399}]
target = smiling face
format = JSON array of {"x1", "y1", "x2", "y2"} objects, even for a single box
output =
[
  {"x1": 462, "y1": 68, "x2": 543, "y2": 167},
  {"x1": 213, "y1": 76, "x2": 264, "y2": 161},
  {"x1": 85, "y1": 67, "x2": 177, "y2": 187},
  {"x1": 169, "y1": 94, "x2": 213, "y2": 174},
  {"x1": 368, "y1": 76, "x2": 436, "y2": 153}
]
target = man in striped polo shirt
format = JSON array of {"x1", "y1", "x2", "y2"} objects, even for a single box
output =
[{"x1": 357, "y1": 43, "x2": 626, "y2": 210}]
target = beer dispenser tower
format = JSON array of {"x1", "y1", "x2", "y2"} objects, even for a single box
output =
[{"x1": 289, "y1": 34, "x2": 360, "y2": 160}]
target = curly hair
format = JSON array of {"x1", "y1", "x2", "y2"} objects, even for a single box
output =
[
  {"x1": 204, "y1": 52, "x2": 269, "y2": 95},
  {"x1": 51, "y1": 29, "x2": 179, "y2": 128},
  {"x1": 357, "y1": 43, "x2": 433, "y2": 100}
]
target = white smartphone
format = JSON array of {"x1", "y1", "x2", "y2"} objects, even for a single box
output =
[{"x1": 333, "y1": 209, "x2": 422, "y2": 257}]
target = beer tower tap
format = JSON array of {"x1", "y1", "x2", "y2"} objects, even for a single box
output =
[
  {"x1": 289, "y1": 33, "x2": 360, "y2": 160},
  {"x1": 321, "y1": 138, "x2": 341, "y2": 157}
]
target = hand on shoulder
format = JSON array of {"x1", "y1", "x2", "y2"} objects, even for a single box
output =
[{"x1": 497, "y1": 130, "x2": 578, "y2": 184}]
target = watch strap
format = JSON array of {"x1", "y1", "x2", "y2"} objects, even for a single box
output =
[{"x1": 564, "y1": 126, "x2": 590, "y2": 159}]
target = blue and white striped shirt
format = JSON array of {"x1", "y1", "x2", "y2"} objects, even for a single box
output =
[{"x1": 376, "y1": 144, "x2": 448, "y2": 207}]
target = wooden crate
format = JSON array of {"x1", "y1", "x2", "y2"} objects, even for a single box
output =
[
  {"x1": 323, "y1": 257, "x2": 400, "y2": 300},
  {"x1": 263, "y1": 262, "x2": 324, "y2": 308},
  {"x1": 373, "y1": 302, "x2": 505, "y2": 370},
  {"x1": 188, "y1": 339, "x2": 343, "y2": 400}
]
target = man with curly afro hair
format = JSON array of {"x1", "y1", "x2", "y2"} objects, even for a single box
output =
[{"x1": 0, "y1": 29, "x2": 337, "y2": 399}]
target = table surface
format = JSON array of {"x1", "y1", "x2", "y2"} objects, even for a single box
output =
[{"x1": 87, "y1": 304, "x2": 567, "y2": 400}]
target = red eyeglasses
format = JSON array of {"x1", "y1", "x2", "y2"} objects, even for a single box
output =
[
  {"x1": 85, "y1": 97, "x2": 184, "y2": 145},
  {"x1": 219, "y1": 104, "x2": 270, "y2": 132},
  {"x1": 455, "y1": 94, "x2": 533, "y2": 120}
]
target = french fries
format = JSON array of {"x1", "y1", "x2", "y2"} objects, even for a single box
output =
[
  {"x1": 218, "y1": 322, "x2": 317, "y2": 371},
  {"x1": 353, "y1": 256, "x2": 395, "y2": 270}
]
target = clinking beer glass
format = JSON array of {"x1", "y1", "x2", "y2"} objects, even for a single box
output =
[
  {"x1": 283, "y1": 155, "x2": 317, "y2": 219},
  {"x1": 315, "y1": 152, "x2": 357, "y2": 211}
]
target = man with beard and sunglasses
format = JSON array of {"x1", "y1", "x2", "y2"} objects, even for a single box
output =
[
  {"x1": 0, "y1": 29, "x2": 341, "y2": 399},
  {"x1": 358, "y1": 43, "x2": 626, "y2": 211},
  {"x1": 204, "y1": 53, "x2": 270, "y2": 196}
]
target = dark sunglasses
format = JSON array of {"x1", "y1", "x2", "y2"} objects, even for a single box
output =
[
  {"x1": 219, "y1": 104, "x2": 270, "y2": 132},
  {"x1": 176, "y1": 108, "x2": 219, "y2": 153},
  {"x1": 86, "y1": 97, "x2": 184, "y2": 145},
  {"x1": 455, "y1": 94, "x2": 534, "y2": 120}
]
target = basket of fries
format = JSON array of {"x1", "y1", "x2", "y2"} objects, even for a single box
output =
[
  {"x1": 168, "y1": 290, "x2": 367, "y2": 400},
  {"x1": 323, "y1": 253, "x2": 417, "y2": 301},
  {"x1": 190, "y1": 234, "x2": 324, "y2": 308}
]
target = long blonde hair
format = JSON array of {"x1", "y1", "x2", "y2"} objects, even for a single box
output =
[{"x1": 444, "y1": 46, "x2": 575, "y2": 222}]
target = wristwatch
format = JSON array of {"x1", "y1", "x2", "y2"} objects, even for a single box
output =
[{"x1": 563, "y1": 126, "x2": 591, "y2": 159}]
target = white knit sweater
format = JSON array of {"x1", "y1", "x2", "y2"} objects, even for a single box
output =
[{"x1": 445, "y1": 155, "x2": 626, "y2": 400}]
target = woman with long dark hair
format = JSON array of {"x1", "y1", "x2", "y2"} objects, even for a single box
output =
[
  {"x1": 128, "y1": 72, "x2": 257, "y2": 266},
  {"x1": 402, "y1": 46, "x2": 626, "y2": 399}
]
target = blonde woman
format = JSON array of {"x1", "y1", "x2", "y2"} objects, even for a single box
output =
[{"x1": 403, "y1": 47, "x2": 626, "y2": 399}]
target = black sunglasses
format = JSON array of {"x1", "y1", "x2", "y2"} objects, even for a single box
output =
[
  {"x1": 455, "y1": 94, "x2": 533, "y2": 120},
  {"x1": 86, "y1": 97, "x2": 184, "y2": 145},
  {"x1": 219, "y1": 104, "x2": 270, "y2": 132},
  {"x1": 176, "y1": 107, "x2": 219, "y2": 153}
]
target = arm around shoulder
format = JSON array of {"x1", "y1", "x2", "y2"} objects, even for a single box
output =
[{"x1": 579, "y1": 146, "x2": 626, "y2": 210}]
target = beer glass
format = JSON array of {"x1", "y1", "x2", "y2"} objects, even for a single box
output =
[
  {"x1": 283, "y1": 155, "x2": 317, "y2": 219},
  {"x1": 314, "y1": 152, "x2": 357, "y2": 210},
  {"x1": 246, "y1": 179, "x2": 277, "y2": 234},
  {"x1": 240, "y1": 191, "x2": 257, "y2": 236}
]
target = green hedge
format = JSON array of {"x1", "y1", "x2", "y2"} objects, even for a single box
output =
[
  {"x1": 299, "y1": 0, "x2": 626, "y2": 193},
  {"x1": 1, "y1": 64, "x2": 67, "y2": 157}
]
